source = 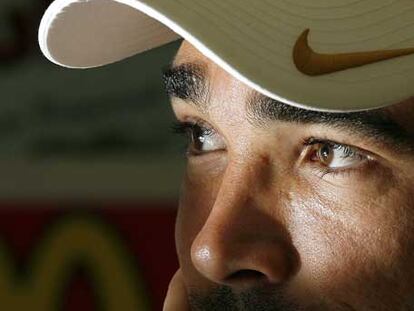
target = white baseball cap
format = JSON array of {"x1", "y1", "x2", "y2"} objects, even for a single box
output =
[{"x1": 38, "y1": 0, "x2": 414, "y2": 112}]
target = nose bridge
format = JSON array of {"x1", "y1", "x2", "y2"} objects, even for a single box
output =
[
  {"x1": 191, "y1": 155, "x2": 298, "y2": 286},
  {"x1": 208, "y1": 155, "x2": 274, "y2": 227},
  {"x1": 218, "y1": 152, "x2": 274, "y2": 200}
]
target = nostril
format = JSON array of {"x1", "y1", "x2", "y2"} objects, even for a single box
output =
[{"x1": 225, "y1": 269, "x2": 267, "y2": 284}]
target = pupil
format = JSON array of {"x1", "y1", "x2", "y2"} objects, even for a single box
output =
[
  {"x1": 192, "y1": 126, "x2": 205, "y2": 150},
  {"x1": 320, "y1": 144, "x2": 331, "y2": 161}
]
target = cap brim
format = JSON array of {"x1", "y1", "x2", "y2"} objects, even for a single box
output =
[{"x1": 39, "y1": 0, "x2": 414, "y2": 112}]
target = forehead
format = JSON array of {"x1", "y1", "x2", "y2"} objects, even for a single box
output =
[
  {"x1": 174, "y1": 41, "x2": 251, "y2": 102},
  {"x1": 174, "y1": 40, "x2": 213, "y2": 67},
  {"x1": 174, "y1": 41, "x2": 414, "y2": 137},
  {"x1": 386, "y1": 98, "x2": 414, "y2": 138}
]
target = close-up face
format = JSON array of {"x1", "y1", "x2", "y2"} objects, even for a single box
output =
[{"x1": 164, "y1": 41, "x2": 414, "y2": 311}]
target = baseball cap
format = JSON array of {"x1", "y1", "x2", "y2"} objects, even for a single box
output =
[{"x1": 38, "y1": 0, "x2": 414, "y2": 112}]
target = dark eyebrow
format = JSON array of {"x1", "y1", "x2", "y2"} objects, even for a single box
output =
[
  {"x1": 162, "y1": 62, "x2": 208, "y2": 109},
  {"x1": 247, "y1": 92, "x2": 414, "y2": 153},
  {"x1": 162, "y1": 62, "x2": 413, "y2": 154}
]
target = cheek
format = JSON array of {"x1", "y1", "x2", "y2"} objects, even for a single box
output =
[{"x1": 287, "y1": 177, "x2": 414, "y2": 304}]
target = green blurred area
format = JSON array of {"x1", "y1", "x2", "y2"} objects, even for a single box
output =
[{"x1": 0, "y1": 0, "x2": 185, "y2": 200}]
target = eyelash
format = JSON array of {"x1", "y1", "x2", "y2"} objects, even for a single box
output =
[
  {"x1": 171, "y1": 120, "x2": 214, "y2": 156},
  {"x1": 171, "y1": 121, "x2": 373, "y2": 177},
  {"x1": 303, "y1": 137, "x2": 371, "y2": 178},
  {"x1": 172, "y1": 121, "x2": 208, "y2": 135}
]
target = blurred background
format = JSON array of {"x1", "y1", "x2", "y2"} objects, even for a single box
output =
[{"x1": 0, "y1": 0, "x2": 184, "y2": 310}]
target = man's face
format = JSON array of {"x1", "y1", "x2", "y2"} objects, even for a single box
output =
[{"x1": 165, "y1": 41, "x2": 414, "y2": 311}]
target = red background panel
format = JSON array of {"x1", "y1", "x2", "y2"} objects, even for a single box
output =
[{"x1": 0, "y1": 203, "x2": 178, "y2": 311}]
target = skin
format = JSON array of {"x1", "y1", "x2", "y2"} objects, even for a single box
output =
[{"x1": 164, "y1": 41, "x2": 414, "y2": 311}]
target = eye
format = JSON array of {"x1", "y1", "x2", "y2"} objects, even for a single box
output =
[
  {"x1": 173, "y1": 121, "x2": 226, "y2": 155},
  {"x1": 306, "y1": 138, "x2": 372, "y2": 171}
]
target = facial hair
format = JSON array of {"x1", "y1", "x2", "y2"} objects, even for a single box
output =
[
  {"x1": 188, "y1": 285, "x2": 362, "y2": 311},
  {"x1": 188, "y1": 285, "x2": 305, "y2": 311}
]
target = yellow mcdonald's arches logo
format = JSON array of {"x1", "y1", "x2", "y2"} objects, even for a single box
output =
[{"x1": 0, "y1": 216, "x2": 150, "y2": 310}]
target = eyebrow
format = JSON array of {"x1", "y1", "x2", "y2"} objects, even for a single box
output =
[
  {"x1": 162, "y1": 63, "x2": 414, "y2": 154},
  {"x1": 247, "y1": 92, "x2": 413, "y2": 152},
  {"x1": 162, "y1": 62, "x2": 208, "y2": 108}
]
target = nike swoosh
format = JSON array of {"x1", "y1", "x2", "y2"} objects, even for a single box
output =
[{"x1": 293, "y1": 29, "x2": 414, "y2": 76}]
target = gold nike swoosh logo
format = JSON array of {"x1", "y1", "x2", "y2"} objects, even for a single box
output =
[{"x1": 293, "y1": 29, "x2": 414, "y2": 76}]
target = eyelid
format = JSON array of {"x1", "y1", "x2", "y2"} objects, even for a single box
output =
[
  {"x1": 172, "y1": 118, "x2": 226, "y2": 156},
  {"x1": 172, "y1": 117, "x2": 214, "y2": 135},
  {"x1": 301, "y1": 137, "x2": 379, "y2": 180},
  {"x1": 303, "y1": 137, "x2": 375, "y2": 160}
]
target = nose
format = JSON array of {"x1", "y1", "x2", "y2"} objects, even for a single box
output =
[{"x1": 190, "y1": 158, "x2": 299, "y2": 288}]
